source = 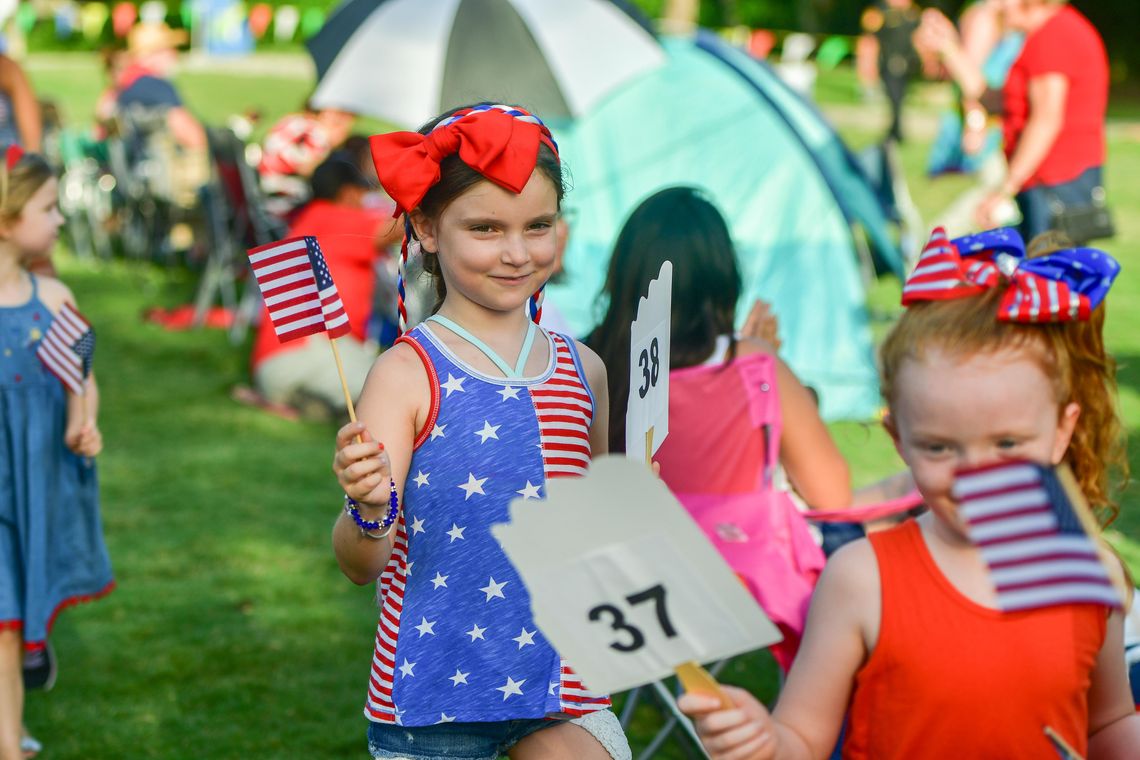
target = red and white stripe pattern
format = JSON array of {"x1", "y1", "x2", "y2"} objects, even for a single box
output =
[
  {"x1": 901, "y1": 227, "x2": 990, "y2": 304},
  {"x1": 36, "y1": 302, "x2": 94, "y2": 395},
  {"x1": 955, "y1": 461, "x2": 1123, "y2": 613},
  {"x1": 247, "y1": 236, "x2": 351, "y2": 342},
  {"x1": 999, "y1": 270, "x2": 1089, "y2": 323},
  {"x1": 558, "y1": 660, "x2": 611, "y2": 716},
  {"x1": 532, "y1": 334, "x2": 593, "y2": 479},
  {"x1": 365, "y1": 517, "x2": 410, "y2": 723}
]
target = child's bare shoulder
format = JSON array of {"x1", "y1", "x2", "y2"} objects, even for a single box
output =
[
  {"x1": 818, "y1": 537, "x2": 880, "y2": 600},
  {"x1": 370, "y1": 341, "x2": 429, "y2": 384},
  {"x1": 34, "y1": 275, "x2": 77, "y2": 314},
  {"x1": 571, "y1": 339, "x2": 608, "y2": 386},
  {"x1": 813, "y1": 537, "x2": 882, "y2": 639}
]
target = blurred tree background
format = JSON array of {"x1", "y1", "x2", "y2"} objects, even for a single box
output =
[{"x1": 16, "y1": 0, "x2": 1140, "y2": 89}]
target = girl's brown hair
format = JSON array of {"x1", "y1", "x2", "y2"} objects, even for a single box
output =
[
  {"x1": 410, "y1": 103, "x2": 565, "y2": 314},
  {"x1": 880, "y1": 235, "x2": 1127, "y2": 525},
  {"x1": 2, "y1": 153, "x2": 55, "y2": 222}
]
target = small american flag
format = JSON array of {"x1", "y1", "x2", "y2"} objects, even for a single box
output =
[
  {"x1": 954, "y1": 461, "x2": 1123, "y2": 613},
  {"x1": 246, "y1": 235, "x2": 350, "y2": 342},
  {"x1": 36, "y1": 302, "x2": 95, "y2": 395}
]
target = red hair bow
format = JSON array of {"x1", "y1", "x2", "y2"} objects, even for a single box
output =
[
  {"x1": 5, "y1": 144, "x2": 24, "y2": 171},
  {"x1": 369, "y1": 106, "x2": 557, "y2": 216}
]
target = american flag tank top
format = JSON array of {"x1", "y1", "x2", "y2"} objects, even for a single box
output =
[{"x1": 363, "y1": 323, "x2": 610, "y2": 727}]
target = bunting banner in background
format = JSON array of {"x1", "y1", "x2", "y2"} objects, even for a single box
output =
[
  {"x1": 37, "y1": 302, "x2": 96, "y2": 395},
  {"x1": 246, "y1": 235, "x2": 350, "y2": 343}
]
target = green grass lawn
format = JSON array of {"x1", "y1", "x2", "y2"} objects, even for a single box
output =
[{"x1": 19, "y1": 55, "x2": 1140, "y2": 758}]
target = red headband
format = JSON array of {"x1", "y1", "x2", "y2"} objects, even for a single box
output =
[
  {"x1": 369, "y1": 106, "x2": 558, "y2": 216},
  {"x1": 5, "y1": 144, "x2": 24, "y2": 171}
]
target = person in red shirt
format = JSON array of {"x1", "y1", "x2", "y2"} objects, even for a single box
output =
[
  {"x1": 249, "y1": 158, "x2": 400, "y2": 419},
  {"x1": 975, "y1": 0, "x2": 1108, "y2": 237},
  {"x1": 257, "y1": 103, "x2": 355, "y2": 217}
]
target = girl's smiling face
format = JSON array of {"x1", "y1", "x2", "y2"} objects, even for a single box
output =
[
  {"x1": 411, "y1": 168, "x2": 558, "y2": 319},
  {"x1": 887, "y1": 345, "x2": 1079, "y2": 538}
]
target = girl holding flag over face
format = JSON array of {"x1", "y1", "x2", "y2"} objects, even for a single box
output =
[
  {"x1": 329, "y1": 104, "x2": 629, "y2": 760},
  {"x1": 0, "y1": 148, "x2": 112, "y2": 760},
  {"x1": 679, "y1": 227, "x2": 1140, "y2": 759}
]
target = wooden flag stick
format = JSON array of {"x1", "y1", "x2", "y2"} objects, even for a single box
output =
[
  {"x1": 1044, "y1": 726, "x2": 1084, "y2": 760},
  {"x1": 328, "y1": 337, "x2": 358, "y2": 423},
  {"x1": 645, "y1": 426, "x2": 654, "y2": 467},
  {"x1": 328, "y1": 338, "x2": 368, "y2": 446},
  {"x1": 675, "y1": 661, "x2": 735, "y2": 710}
]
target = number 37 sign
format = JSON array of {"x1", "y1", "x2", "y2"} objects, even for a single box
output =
[{"x1": 493, "y1": 456, "x2": 781, "y2": 695}]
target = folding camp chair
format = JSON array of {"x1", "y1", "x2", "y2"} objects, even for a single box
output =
[
  {"x1": 196, "y1": 126, "x2": 287, "y2": 341},
  {"x1": 106, "y1": 104, "x2": 210, "y2": 266},
  {"x1": 619, "y1": 659, "x2": 740, "y2": 760}
]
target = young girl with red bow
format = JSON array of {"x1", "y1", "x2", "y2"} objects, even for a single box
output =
[
  {"x1": 680, "y1": 227, "x2": 1140, "y2": 759},
  {"x1": 331, "y1": 104, "x2": 629, "y2": 760},
  {"x1": 0, "y1": 147, "x2": 113, "y2": 760}
]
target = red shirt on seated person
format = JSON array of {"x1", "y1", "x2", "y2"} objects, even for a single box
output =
[{"x1": 250, "y1": 158, "x2": 401, "y2": 416}]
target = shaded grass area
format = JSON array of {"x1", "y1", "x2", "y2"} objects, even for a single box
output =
[{"x1": 18, "y1": 56, "x2": 1140, "y2": 758}]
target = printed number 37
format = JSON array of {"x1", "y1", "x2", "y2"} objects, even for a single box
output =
[
  {"x1": 588, "y1": 584, "x2": 677, "y2": 653},
  {"x1": 637, "y1": 337, "x2": 660, "y2": 399}
]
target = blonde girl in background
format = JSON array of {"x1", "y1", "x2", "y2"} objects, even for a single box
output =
[{"x1": 0, "y1": 150, "x2": 113, "y2": 760}]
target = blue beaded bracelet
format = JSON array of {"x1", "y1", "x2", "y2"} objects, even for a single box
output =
[{"x1": 344, "y1": 478, "x2": 400, "y2": 538}]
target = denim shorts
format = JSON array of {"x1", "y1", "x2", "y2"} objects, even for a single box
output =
[{"x1": 367, "y1": 719, "x2": 556, "y2": 760}]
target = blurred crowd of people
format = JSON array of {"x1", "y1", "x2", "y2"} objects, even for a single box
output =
[
  {"x1": 858, "y1": 0, "x2": 1112, "y2": 244},
  {"x1": 1, "y1": 5, "x2": 1136, "y2": 759}
]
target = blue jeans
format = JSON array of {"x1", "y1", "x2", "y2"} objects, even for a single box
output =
[
  {"x1": 1015, "y1": 165, "x2": 1104, "y2": 241},
  {"x1": 368, "y1": 719, "x2": 555, "y2": 760}
]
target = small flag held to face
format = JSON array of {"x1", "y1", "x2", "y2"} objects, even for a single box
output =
[
  {"x1": 246, "y1": 235, "x2": 351, "y2": 342},
  {"x1": 954, "y1": 460, "x2": 1124, "y2": 613},
  {"x1": 36, "y1": 302, "x2": 95, "y2": 395}
]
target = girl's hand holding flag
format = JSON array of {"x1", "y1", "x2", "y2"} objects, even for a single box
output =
[{"x1": 35, "y1": 299, "x2": 101, "y2": 456}]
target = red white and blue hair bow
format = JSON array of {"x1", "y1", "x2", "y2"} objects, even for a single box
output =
[
  {"x1": 369, "y1": 104, "x2": 558, "y2": 216},
  {"x1": 901, "y1": 226, "x2": 1120, "y2": 322}
]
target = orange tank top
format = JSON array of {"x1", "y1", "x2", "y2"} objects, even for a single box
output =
[{"x1": 844, "y1": 520, "x2": 1107, "y2": 759}]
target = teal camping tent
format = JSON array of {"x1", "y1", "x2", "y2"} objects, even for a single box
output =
[{"x1": 546, "y1": 32, "x2": 902, "y2": 421}]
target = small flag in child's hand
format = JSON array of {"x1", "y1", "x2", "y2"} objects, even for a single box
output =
[
  {"x1": 954, "y1": 460, "x2": 1123, "y2": 613},
  {"x1": 36, "y1": 302, "x2": 95, "y2": 395},
  {"x1": 247, "y1": 235, "x2": 351, "y2": 342}
]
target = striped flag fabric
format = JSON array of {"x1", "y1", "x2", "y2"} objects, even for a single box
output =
[
  {"x1": 36, "y1": 302, "x2": 95, "y2": 395},
  {"x1": 246, "y1": 235, "x2": 351, "y2": 342},
  {"x1": 954, "y1": 460, "x2": 1123, "y2": 613}
]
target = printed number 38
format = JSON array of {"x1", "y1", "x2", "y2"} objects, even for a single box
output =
[
  {"x1": 588, "y1": 584, "x2": 677, "y2": 653},
  {"x1": 637, "y1": 337, "x2": 661, "y2": 399}
]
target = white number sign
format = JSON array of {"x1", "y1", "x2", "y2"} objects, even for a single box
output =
[
  {"x1": 493, "y1": 456, "x2": 781, "y2": 695},
  {"x1": 626, "y1": 261, "x2": 672, "y2": 463}
]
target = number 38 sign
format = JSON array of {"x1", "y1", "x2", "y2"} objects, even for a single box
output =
[
  {"x1": 493, "y1": 456, "x2": 781, "y2": 695},
  {"x1": 626, "y1": 261, "x2": 672, "y2": 463}
]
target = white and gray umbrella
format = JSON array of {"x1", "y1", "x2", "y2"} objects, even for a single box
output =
[{"x1": 307, "y1": 0, "x2": 666, "y2": 127}]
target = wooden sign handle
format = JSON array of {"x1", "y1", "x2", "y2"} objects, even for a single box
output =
[
  {"x1": 1044, "y1": 726, "x2": 1084, "y2": 760},
  {"x1": 675, "y1": 661, "x2": 734, "y2": 710}
]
